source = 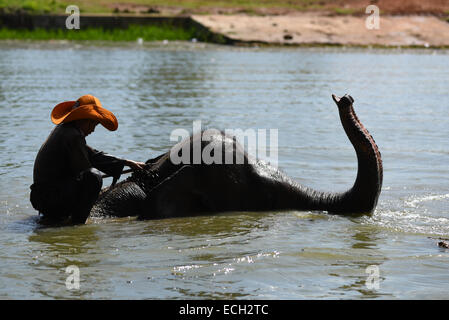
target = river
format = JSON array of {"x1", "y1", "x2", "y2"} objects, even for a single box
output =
[{"x1": 0, "y1": 41, "x2": 448, "y2": 299}]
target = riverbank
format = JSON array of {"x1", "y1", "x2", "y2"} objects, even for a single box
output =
[
  {"x1": 1, "y1": 0, "x2": 449, "y2": 16},
  {"x1": 0, "y1": 24, "x2": 198, "y2": 41},
  {"x1": 192, "y1": 14, "x2": 449, "y2": 48},
  {"x1": 0, "y1": 13, "x2": 232, "y2": 43},
  {"x1": 1, "y1": 12, "x2": 449, "y2": 48}
]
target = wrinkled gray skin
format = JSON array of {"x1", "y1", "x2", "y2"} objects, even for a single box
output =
[{"x1": 90, "y1": 94, "x2": 383, "y2": 220}]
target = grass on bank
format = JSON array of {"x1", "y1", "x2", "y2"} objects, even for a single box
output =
[
  {"x1": 1, "y1": 0, "x2": 449, "y2": 16},
  {"x1": 0, "y1": 0, "x2": 69, "y2": 14},
  {"x1": 0, "y1": 24, "x2": 198, "y2": 41},
  {"x1": 0, "y1": 0, "x2": 325, "y2": 14}
]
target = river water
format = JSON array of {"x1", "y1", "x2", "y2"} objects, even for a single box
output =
[{"x1": 0, "y1": 41, "x2": 448, "y2": 299}]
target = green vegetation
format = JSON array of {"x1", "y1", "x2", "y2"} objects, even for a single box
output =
[
  {"x1": 0, "y1": 0, "x2": 447, "y2": 16},
  {"x1": 0, "y1": 24, "x2": 197, "y2": 41},
  {"x1": 0, "y1": 0, "x2": 70, "y2": 14},
  {"x1": 0, "y1": 0, "x2": 324, "y2": 15},
  {"x1": 333, "y1": 7, "x2": 358, "y2": 15}
]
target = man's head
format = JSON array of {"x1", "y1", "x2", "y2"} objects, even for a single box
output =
[{"x1": 75, "y1": 119, "x2": 100, "y2": 137}]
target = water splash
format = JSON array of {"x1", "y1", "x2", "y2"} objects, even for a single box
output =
[
  {"x1": 405, "y1": 193, "x2": 449, "y2": 208},
  {"x1": 365, "y1": 193, "x2": 449, "y2": 236}
]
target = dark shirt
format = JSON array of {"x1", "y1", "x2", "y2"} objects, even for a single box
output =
[{"x1": 33, "y1": 122, "x2": 125, "y2": 186}]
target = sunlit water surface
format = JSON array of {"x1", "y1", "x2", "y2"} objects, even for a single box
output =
[{"x1": 0, "y1": 41, "x2": 448, "y2": 299}]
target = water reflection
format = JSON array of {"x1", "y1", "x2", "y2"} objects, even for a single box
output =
[
  {"x1": 141, "y1": 211, "x2": 271, "y2": 237},
  {"x1": 330, "y1": 223, "x2": 389, "y2": 299},
  {"x1": 172, "y1": 286, "x2": 249, "y2": 300},
  {"x1": 29, "y1": 225, "x2": 100, "y2": 260},
  {"x1": 350, "y1": 224, "x2": 381, "y2": 250},
  {"x1": 111, "y1": 50, "x2": 223, "y2": 158},
  {"x1": 28, "y1": 224, "x2": 100, "y2": 298},
  {"x1": 132, "y1": 51, "x2": 214, "y2": 128}
]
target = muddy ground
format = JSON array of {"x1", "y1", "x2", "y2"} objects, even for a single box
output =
[{"x1": 192, "y1": 13, "x2": 449, "y2": 47}]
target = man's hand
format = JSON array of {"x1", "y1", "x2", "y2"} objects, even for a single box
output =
[{"x1": 125, "y1": 160, "x2": 146, "y2": 171}]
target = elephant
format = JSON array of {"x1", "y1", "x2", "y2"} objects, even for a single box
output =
[{"x1": 90, "y1": 94, "x2": 383, "y2": 220}]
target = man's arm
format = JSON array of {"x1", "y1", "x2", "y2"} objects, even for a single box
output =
[
  {"x1": 86, "y1": 145, "x2": 126, "y2": 181},
  {"x1": 86, "y1": 146, "x2": 146, "y2": 180}
]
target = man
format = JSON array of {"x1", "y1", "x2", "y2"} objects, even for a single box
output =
[{"x1": 30, "y1": 94, "x2": 146, "y2": 224}]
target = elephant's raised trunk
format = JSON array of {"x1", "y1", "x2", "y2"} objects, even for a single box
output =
[
  {"x1": 291, "y1": 94, "x2": 383, "y2": 214},
  {"x1": 334, "y1": 94, "x2": 382, "y2": 213}
]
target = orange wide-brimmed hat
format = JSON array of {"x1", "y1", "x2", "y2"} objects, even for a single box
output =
[{"x1": 51, "y1": 95, "x2": 118, "y2": 131}]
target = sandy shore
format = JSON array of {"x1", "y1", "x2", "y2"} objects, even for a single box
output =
[{"x1": 192, "y1": 14, "x2": 449, "y2": 47}]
